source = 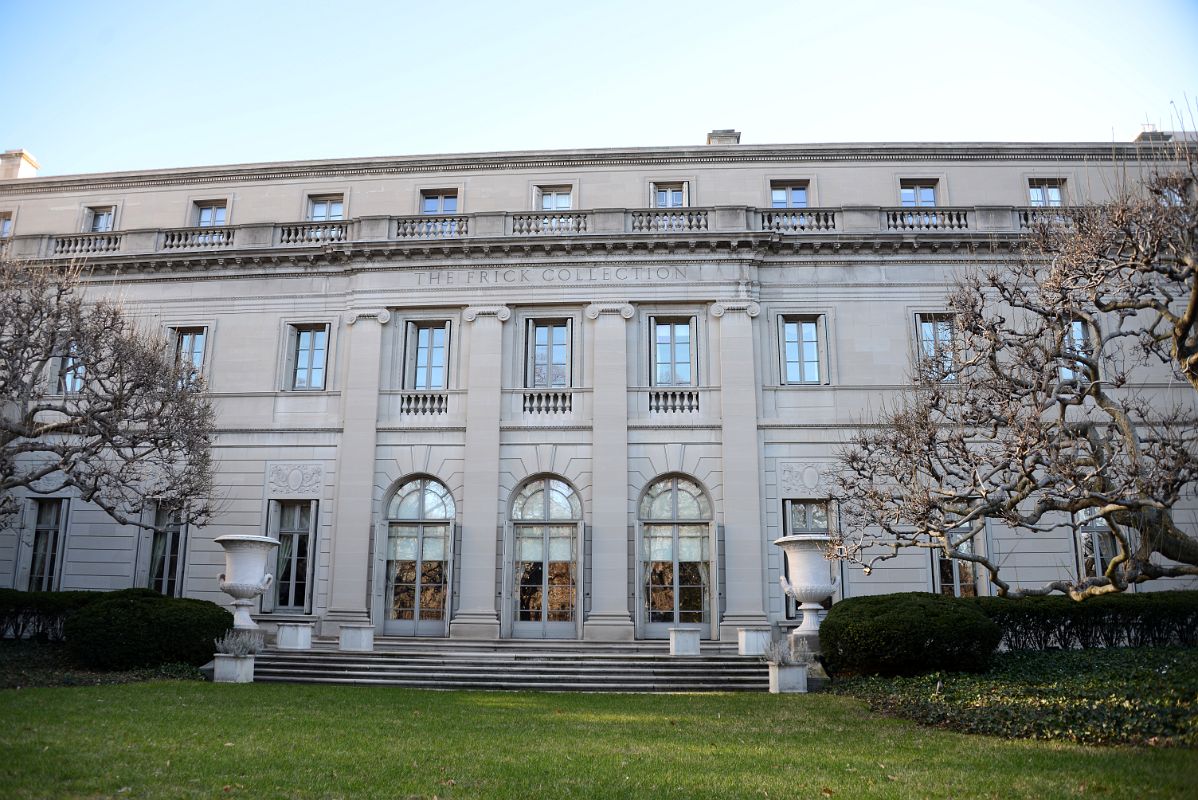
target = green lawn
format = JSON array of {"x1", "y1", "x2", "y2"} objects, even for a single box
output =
[{"x1": 1, "y1": 683, "x2": 1195, "y2": 799}]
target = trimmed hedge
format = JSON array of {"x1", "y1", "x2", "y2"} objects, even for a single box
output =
[
  {"x1": 64, "y1": 591, "x2": 232, "y2": 670},
  {"x1": 971, "y1": 591, "x2": 1198, "y2": 651},
  {"x1": 0, "y1": 588, "x2": 111, "y2": 642},
  {"x1": 819, "y1": 592, "x2": 1001, "y2": 677}
]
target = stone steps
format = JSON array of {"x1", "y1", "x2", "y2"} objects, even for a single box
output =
[{"x1": 253, "y1": 639, "x2": 769, "y2": 692}]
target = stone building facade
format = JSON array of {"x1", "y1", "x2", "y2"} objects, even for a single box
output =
[{"x1": 0, "y1": 133, "x2": 1192, "y2": 641}]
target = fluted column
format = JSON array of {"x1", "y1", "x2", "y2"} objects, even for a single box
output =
[
  {"x1": 450, "y1": 305, "x2": 510, "y2": 639},
  {"x1": 583, "y1": 302, "x2": 636, "y2": 640},
  {"x1": 325, "y1": 310, "x2": 390, "y2": 634},
  {"x1": 712, "y1": 299, "x2": 769, "y2": 639}
]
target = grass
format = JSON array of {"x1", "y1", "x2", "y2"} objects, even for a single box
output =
[
  {"x1": 830, "y1": 646, "x2": 1198, "y2": 748},
  {"x1": 2, "y1": 681, "x2": 1197, "y2": 799}
]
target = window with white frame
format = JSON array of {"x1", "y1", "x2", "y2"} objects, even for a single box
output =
[
  {"x1": 780, "y1": 316, "x2": 825, "y2": 384},
  {"x1": 771, "y1": 183, "x2": 808, "y2": 208},
  {"x1": 537, "y1": 186, "x2": 572, "y2": 211},
  {"x1": 406, "y1": 321, "x2": 450, "y2": 390},
  {"x1": 86, "y1": 206, "x2": 115, "y2": 232},
  {"x1": 148, "y1": 507, "x2": 186, "y2": 597},
  {"x1": 934, "y1": 533, "x2": 979, "y2": 598},
  {"x1": 916, "y1": 313, "x2": 956, "y2": 381},
  {"x1": 57, "y1": 343, "x2": 84, "y2": 394},
  {"x1": 287, "y1": 323, "x2": 330, "y2": 390},
  {"x1": 1028, "y1": 179, "x2": 1065, "y2": 207},
  {"x1": 307, "y1": 195, "x2": 344, "y2": 221},
  {"x1": 651, "y1": 317, "x2": 696, "y2": 386},
  {"x1": 900, "y1": 181, "x2": 937, "y2": 207},
  {"x1": 28, "y1": 499, "x2": 66, "y2": 592},
  {"x1": 195, "y1": 201, "x2": 227, "y2": 227},
  {"x1": 0, "y1": 212, "x2": 12, "y2": 238},
  {"x1": 421, "y1": 190, "x2": 458, "y2": 215},
  {"x1": 1077, "y1": 508, "x2": 1118, "y2": 579},
  {"x1": 651, "y1": 182, "x2": 689, "y2": 208},
  {"x1": 271, "y1": 500, "x2": 317, "y2": 612},
  {"x1": 1060, "y1": 319, "x2": 1091, "y2": 381},
  {"x1": 527, "y1": 319, "x2": 571, "y2": 388},
  {"x1": 171, "y1": 326, "x2": 207, "y2": 378}
]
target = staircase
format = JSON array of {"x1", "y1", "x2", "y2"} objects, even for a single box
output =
[{"x1": 253, "y1": 638, "x2": 769, "y2": 692}]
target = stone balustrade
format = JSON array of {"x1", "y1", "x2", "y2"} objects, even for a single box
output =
[
  {"x1": 522, "y1": 390, "x2": 573, "y2": 414},
  {"x1": 12, "y1": 206, "x2": 1067, "y2": 260},
  {"x1": 398, "y1": 391, "x2": 449, "y2": 415},
  {"x1": 647, "y1": 388, "x2": 702, "y2": 414}
]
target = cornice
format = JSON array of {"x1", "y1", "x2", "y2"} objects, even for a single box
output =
[{"x1": 1, "y1": 141, "x2": 1183, "y2": 197}]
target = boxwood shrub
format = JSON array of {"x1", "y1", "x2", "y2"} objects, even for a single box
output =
[
  {"x1": 0, "y1": 588, "x2": 107, "y2": 641},
  {"x1": 819, "y1": 592, "x2": 1001, "y2": 677},
  {"x1": 64, "y1": 591, "x2": 232, "y2": 670}
]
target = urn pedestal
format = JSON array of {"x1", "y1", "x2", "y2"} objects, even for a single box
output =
[{"x1": 214, "y1": 535, "x2": 279, "y2": 630}]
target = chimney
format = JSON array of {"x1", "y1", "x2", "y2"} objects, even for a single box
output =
[
  {"x1": 0, "y1": 150, "x2": 40, "y2": 179},
  {"x1": 706, "y1": 129, "x2": 741, "y2": 145}
]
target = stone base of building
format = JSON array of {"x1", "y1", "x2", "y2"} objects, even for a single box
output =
[
  {"x1": 449, "y1": 612, "x2": 501, "y2": 640},
  {"x1": 719, "y1": 614, "x2": 769, "y2": 643},
  {"x1": 582, "y1": 613, "x2": 636, "y2": 641}
]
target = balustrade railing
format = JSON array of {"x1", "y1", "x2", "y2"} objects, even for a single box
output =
[
  {"x1": 510, "y1": 213, "x2": 589, "y2": 235},
  {"x1": 395, "y1": 215, "x2": 467, "y2": 239},
  {"x1": 884, "y1": 208, "x2": 970, "y2": 231},
  {"x1": 648, "y1": 388, "x2": 700, "y2": 413},
  {"x1": 1017, "y1": 207, "x2": 1073, "y2": 229},
  {"x1": 399, "y1": 391, "x2": 448, "y2": 415},
  {"x1": 52, "y1": 233, "x2": 122, "y2": 255},
  {"x1": 629, "y1": 209, "x2": 709, "y2": 233},
  {"x1": 760, "y1": 209, "x2": 837, "y2": 233},
  {"x1": 161, "y1": 227, "x2": 235, "y2": 249},
  {"x1": 522, "y1": 390, "x2": 573, "y2": 414},
  {"x1": 278, "y1": 222, "x2": 348, "y2": 245}
]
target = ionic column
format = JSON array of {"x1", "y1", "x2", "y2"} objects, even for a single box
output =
[
  {"x1": 325, "y1": 310, "x2": 391, "y2": 635},
  {"x1": 449, "y1": 305, "x2": 510, "y2": 639},
  {"x1": 583, "y1": 302, "x2": 636, "y2": 641},
  {"x1": 711, "y1": 300, "x2": 769, "y2": 639}
]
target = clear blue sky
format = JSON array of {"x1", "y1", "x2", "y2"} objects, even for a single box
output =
[{"x1": 2, "y1": 0, "x2": 1196, "y2": 176}]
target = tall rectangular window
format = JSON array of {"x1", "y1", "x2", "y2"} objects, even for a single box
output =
[
  {"x1": 935, "y1": 537, "x2": 979, "y2": 598},
  {"x1": 771, "y1": 184, "x2": 808, "y2": 208},
  {"x1": 421, "y1": 191, "x2": 458, "y2": 214},
  {"x1": 148, "y1": 507, "x2": 186, "y2": 597},
  {"x1": 196, "y1": 202, "x2": 227, "y2": 227},
  {"x1": 408, "y1": 322, "x2": 449, "y2": 390},
  {"x1": 527, "y1": 320, "x2": 570, "y2": 388},
  {"x1": 57, "y1": 344, "x2": 84, "y2": 394},
  {"x1": 28, "y1": 499, "x2": 65, "y2": 592},
  {"x1": 538, "y1": 187, "x2": 572, "y2": 211},
  {"x1": 172, "y1": 326, "x2": 207, "y2": 376},
  {"x1": 1060, "y1": 319, "x2": 1090, "y2": 381},
  {"x1": 900, "y1": 181, "x2": 937, "y2": 207},
  {"x1": 274, "y1": 501, "x2": 315, "y2": 611},
  {"x1": 1028, "y1": 179, "x2": 1064, "y2": 207},
  {"x1": 1077, "y1": 509, "x2": 1117, "y2": 579},
  {"x1": 652, "y1": 317, "x2": 695, "y2": 386},
  {"x1": 916, "y1": 313, "x2": 956, "y2": 380},
  {"x1": 289, "y1": 324, "x2": 329, "y2": 390},
  {"x1": 87, "y1": 206, "x2": 115, "y2": 232},
  {"x1": 781, "y1": 317, "x2": 823, "y2": 384},
  {"x1": 308, "y1": 195, "x2": 344, "y2": 221},
  {"x1": 0, "y1": 212, "x2": 12, "y2": 238}
]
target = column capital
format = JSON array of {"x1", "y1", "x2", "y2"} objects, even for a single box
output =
[
  {"x1": 463, "y1": 305, "x2": 511, "y2": 323},
  {"x1": 711, "y1": 300, "x2": 760, "y2": 318},
  {"x1": 346, "y1": 309, "x2": 391, "y2": 326},
  {"x1": 585, "y1": 302, "x2": 634, "y2": 320}
]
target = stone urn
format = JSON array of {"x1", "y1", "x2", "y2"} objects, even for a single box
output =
[
  {"x1": 774, "y1": 534, "x2": 839, "y2": 635},
  {"x1": 214, "y1": 534, "x2": 278, "y2": 629}
]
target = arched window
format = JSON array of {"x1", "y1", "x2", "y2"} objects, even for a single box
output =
[
  {"x1": 511, "y1": 476, "x2": 581, "y2": 638},
  {"x1": 385, "y1": 477, "x2": 456, "y2": 636},
  {"x1": 638, "y1": 475, "x2": 712, "y2": 635}
]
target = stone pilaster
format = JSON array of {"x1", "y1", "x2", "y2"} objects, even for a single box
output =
[
  {"x1": 325, "y1": 310, "x2": 390, "y2": 636},
  {"x1": 711, "y1": 299, "x2": 769, "y2": 639},
  {"x1": 583, "y1": 302, "x2": 636, "y2": 641},
  {"x1": 449, "y1": 305, "x2": 510, "y2": 639}
]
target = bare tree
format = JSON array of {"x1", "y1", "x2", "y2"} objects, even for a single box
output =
[
  {"x1": 835, "y1": 147, "x2": 1198, "y2": 599},
  {"x1": 0, "y1": 259, "x2": 215, "y2": 533}
]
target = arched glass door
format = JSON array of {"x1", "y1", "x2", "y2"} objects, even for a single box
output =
[
  {"x1": 639, "y1": 475, "x2": 713, "y2": 638},
  {"x1": 385, "y1": 477, "x2": 455, "y2": 636},
  {"x1": 511, "y1": 477, "x2": 581, "y2": 639}
]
